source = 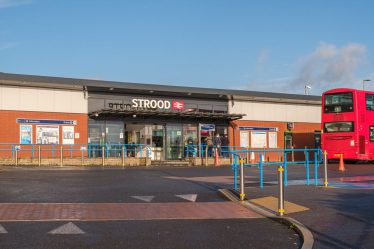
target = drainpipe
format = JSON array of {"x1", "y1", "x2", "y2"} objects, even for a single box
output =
[{"x1": 229, "y1": 122, "x2": 236, "y2": 147}]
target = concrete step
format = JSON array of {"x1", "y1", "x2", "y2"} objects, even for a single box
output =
[{"x1": 151, "y1": 160, "x2": 190, "y2": 166}]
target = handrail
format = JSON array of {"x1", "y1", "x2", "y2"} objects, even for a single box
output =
[
  {"x1": 230, "y1": 148, "x2": 323, "y2": 190},
  {"x1": 185, "y1": 145, "x2": 246, "y2": 158},
  {"x1": 0, "y1": 143, "x2": 152, "y2": 158}
]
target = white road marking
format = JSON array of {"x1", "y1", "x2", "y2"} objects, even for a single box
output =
[
  {"x1": 0, "y1": 224, "x2": 8, "y2": 233},
  {"x1": 48, "y1": 222, "x2": 85, "y2": 234},
  {"x1": 131, "y1": 196, "x2": 155, "y2": 202},
  {"x1": 175, "y1": 194, "x2": 198, "y2": 202}
]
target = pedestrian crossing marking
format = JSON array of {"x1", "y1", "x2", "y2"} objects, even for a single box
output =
[
  {"x1": 131, "y1": 196, "x2": 155, "y2": 202},
  {"x1": 48, "y1": 222, "x2": 85, "y2": 234},
  {"x1": 175, "y1": 194, "x2": 198, "y2": 202}
]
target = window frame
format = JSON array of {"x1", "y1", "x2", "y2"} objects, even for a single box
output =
[
  {"x1": 366, "y1": 93, "x2": 374, "y2": 111},
  {"x1": 323, "y1": 121, "x2": 354, "y2": 133},
  {"x1": 323, "y1": 92, "x2": 354, "y2": 113}
]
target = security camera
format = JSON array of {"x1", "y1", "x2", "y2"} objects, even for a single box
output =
[
  {"x1": 305, "y1": 86, "x2": 311, "y2": 95},
  {"x1": 94, "y1": 113, "x2": 99, "y2": 117}
]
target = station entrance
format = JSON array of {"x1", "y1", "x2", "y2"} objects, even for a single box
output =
[{"x1": 88, "y1": 108, "x2": 243, "y2": 160}]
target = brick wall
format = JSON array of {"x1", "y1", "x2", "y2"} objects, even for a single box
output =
[
  {"x1": 229, "y1": 120, "x2": 320, "y2": 162},
  {"x1": 0, "y1": 110, "x2": 87, "y2": 157}
]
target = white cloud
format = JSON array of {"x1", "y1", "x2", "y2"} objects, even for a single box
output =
[
  {"x1": 0, "y1": 42, "x2": 16, "y2": 50},
  {"x1": 233, "y1": 77, "x2": 293, "y2": 94},
  {"x1": 235, "y1": 42, "x2": 368, "y2": 95},
  {"x1": 292, "y1": 42, "x2": 367, "y2": 90},
  {"x1": 0, "y1": 0, "x2": 32, "y2": 9},
  {"x1": 256, "y1": 49, "x2": 270, "y2": 72}
]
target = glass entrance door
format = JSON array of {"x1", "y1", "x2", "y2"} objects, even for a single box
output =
[
  {"x1": 166, "y1": 124, "x2": 183, "y2": 160},
  {"x1": 183, "y1": 124, "x2": 198, "y2": 158}
]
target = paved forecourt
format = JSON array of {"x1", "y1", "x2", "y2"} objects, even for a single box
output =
[{"x1": 0, "y1": 202, "x2": 262, "y2": 221}]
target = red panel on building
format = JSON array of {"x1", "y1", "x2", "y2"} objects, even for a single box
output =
[{"x1": 172, "y1": 101, "x2": 184, "y2": 110}]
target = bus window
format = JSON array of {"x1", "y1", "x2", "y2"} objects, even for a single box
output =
[
  {"x1": 324, "y1": 121, "x2": 354, "y2": 133},
  {"x1": 370, "y1": 126, "x2": 374, "y2": 142},
  {"x1": 324, "y1": 92, "x2": 353, "y2": 113},
  {"x1": 366, "y1": 94, "x2": 374, "y2": 111}
]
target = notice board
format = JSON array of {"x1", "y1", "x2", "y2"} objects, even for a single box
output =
[
  {"x1": 251, "y1": 132, "x2": 267, "y2": 148},
  {"x1": 240, "y1": 131, "x2": 249, "y2": 148}
]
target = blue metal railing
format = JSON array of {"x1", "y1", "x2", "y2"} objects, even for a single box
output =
[
  {"x1": 230, "y1": 148, "x2": 323, "y2": 190},
  {"x1": 0, "y1": 143, "x2": 152, "y2": 158},
  {"x1": 185, "y1": 145, "x2": 246, "y2": 158}
]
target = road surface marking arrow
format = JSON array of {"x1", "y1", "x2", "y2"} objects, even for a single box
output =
[
  {"x1": 0, "y1": 224, "x2": 7, "y2": 233},
  {"x1": 48, "y1": 222, "x2": 85, "y2": 234},
  {"x1": 131, "y1": 196, "x2": 155, "y2": 202},
  {"x1": 175, "y1": 194, "x2": 198, "y2": 202}
]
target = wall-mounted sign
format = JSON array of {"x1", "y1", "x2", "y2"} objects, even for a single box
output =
[
  {"x1": 240, "y1": 131, "x2": 249, "y2": 148},
  {"x1": 132, "y1": 99, "x2": 172, "y2": 109},
  {"x1": 268, "y1": 132, "x2": 277, "y2": 148},
  {"x1": 36, "y1": 126, "x2": 59, "y2": 144},
  {"x1": 287, "y1": 123, "x2": 294, "y2": 129},
  {"x1": 201, "y1": 124, "x2": 215, "y2": 130},
  {"x1": 20, "y1": 125, "x2": 32, "y2": 144},
  {"x1": 239, "y1": 126, "x2": 278, "y2": 131},
  {"x1": 17, "y1": 119, "x2": 77, "y2": 125},
  {"x1": 108, "y1": 99, "x2": 184, "y2": 110},
  {"x1": 63, "y1": 126, "x2": 74, "y2": 144},
  {"x1": 172, "y1": 101, "x2": 184, "y2": 110},
  {"x1": 251, "y1": 132, "x2": 267, "y2": 148}
]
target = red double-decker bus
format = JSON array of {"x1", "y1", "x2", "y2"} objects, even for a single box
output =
[{"x1": 321, "y1": 88, "x2": 374, "y2": 163}]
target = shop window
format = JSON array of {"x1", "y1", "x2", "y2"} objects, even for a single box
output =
[
  {"x1": 184, "y1": 104, "x2": 197, "y2": 113},
  {"x1": 214, "y1": 105, "x2": 228, "y2": 114},
  {"x1": 198, "y1": 104, "x2": 213, "y2": 113}
]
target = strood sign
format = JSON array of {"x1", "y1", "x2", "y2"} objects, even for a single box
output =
[{"x1": 172, "y1": 101, "x2": 184, "y2": 110}]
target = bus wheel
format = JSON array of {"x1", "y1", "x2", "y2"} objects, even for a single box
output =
[{"x1": 344, "y1": 160, "x2": 357, "y2": 164}]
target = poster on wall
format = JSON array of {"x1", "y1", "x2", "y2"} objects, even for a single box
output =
[
  {"x1": 240, "y1": 132, "x2": 249, "y2": 148},
  {"x1": 36, "y1": 126, "x2": 59, "y2": 144},
  {"x1": 269, "y1": 132, "x2": 277, "y2": 148},
  {"x1": 63, "y1": 126, "x2": 74, "y2": 144},
  {"x1": 251, "y1": 132, "x2": 267, "y2": 148},
  {"x1": 20, "y1": 125, "x2": 32, "y2": 144}
]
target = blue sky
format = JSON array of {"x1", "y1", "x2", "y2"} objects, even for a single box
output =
[{"x1": 1, "y1": 0, "x2": 373, "y2": 96}]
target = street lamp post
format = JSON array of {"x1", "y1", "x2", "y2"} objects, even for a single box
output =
[{"x1": 363, "y1": 79, "x2": 371, "y2": 90}]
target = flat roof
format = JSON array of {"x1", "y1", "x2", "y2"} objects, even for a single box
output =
[{"x1": 0, "y1": 72, "x2": 321, "y2": 104}]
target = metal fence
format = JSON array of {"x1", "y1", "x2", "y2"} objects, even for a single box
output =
[
  {"x1": 231, "y1": 148, "x2": 327, "y2": 216},
  {"x1": 230, "y1": 148, "x2": 323, "y2": 189},
  {"x1": 0, "y1": 143, "x2": 152, "y2": 158},
  {"x1": 185, "y1": 145, "x2": 246, "y2": 158}
]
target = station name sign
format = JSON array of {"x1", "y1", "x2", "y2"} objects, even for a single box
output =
[
  {"x1": 238, "y1": 126, "x2": 278, "y2": 131},
  {"x1": 17, "y1": 119, "x2": 77, "y2": 125},
  {"x1": 108, "y1": 99, "x2": 184, "y2": 110},
  {"x1": 201, "y1": 124, "x2": 215, "y2": 130}
]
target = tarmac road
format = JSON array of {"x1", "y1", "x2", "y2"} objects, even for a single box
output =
[
  {"x1": 0, "y1": 165, "x2": 301, "y2": 249},
  {"x1": 0, "y1": 162, "x2": 372, "y2": 248}
]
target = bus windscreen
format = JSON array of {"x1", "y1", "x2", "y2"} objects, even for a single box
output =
[
  {"x1": 324, "y1": 121, "x2": 354, "y2": 133},
  {"x1": 324, "y1": 92, "x2": 353, "y2": 113}
]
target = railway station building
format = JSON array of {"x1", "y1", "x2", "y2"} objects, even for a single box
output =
[{"x1": 0, "y1": 73, "x2": 321, "y2": 161}]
